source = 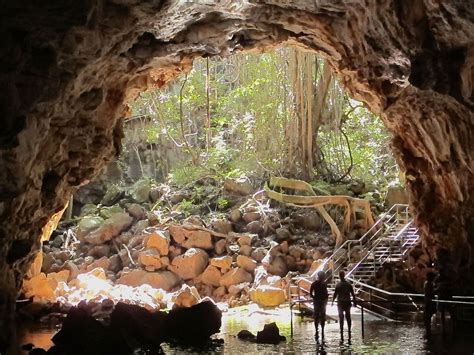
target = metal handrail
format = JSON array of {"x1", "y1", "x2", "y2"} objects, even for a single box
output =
[
  {"x1": 372, "y1": 221, "x2": 416, "y2": 266},
  {"x1": 290, "y1": 204, "x2": 408, "y2": 294},
  {"x1": 290, "y1": 204, "x2": 411, "y2": 301}
]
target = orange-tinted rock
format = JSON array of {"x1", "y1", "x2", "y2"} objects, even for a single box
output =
[
  {"x1": 117, "y1": 269, "x2": 180, "y2": 291},
  {"x1": 250, "y1": 285, "x2": 286, "y2": 307},
  {"x1": 201, "y1": 265, "x2": 222, "y2": 287},
  {"x1": 138, "y1": 249, "x2": 162, "y2": 270},
  {"x1": 210, "y1": 256, "x2": 232, "y2": 269},
  {"x1": 237, "y1": 255, "x2": 257, "y2": 272},
  {"x1": 220, "y1": 267, "x2": 253, "y2": 287},
  {"x1": 182, "y1": 230, "x2": 213, "y2": 250},
  {"x1": 171, "y1": 285, "x2": 201, "y2": 308},
  {"x1": 143, "y1": 228, "x2": 170, "y2": 255},
  {"x1": 170, "y1": 248, "x2": 209, "y2": 280},
  {"x1": 84, "y1": 213, "x2": 133, "y2": 245}
]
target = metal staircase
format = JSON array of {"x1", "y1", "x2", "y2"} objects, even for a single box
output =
[
  {"x1": 347, "y1": 220, "x2": 419, "y2": 289},
  {"x1": 288, "y1": 204, "x2": 420, "y2": 317}
]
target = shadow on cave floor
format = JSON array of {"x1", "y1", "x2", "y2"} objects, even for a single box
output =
[{"x1": 14, "y1": 306, "x2": 474, "y2": 354}]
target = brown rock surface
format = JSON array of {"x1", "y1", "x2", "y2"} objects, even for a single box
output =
[
  {"x1": 117, "y1": 269, "x2": 180, "y2": 291},
  {"x1": 170, "y1": 248, "x2": 209, "y2": 280},
  {"x1": 220, "y1": 267, "x2": 253, "y2": 287},
  {"x1": 201, "y1": 265, "x2": 222, "y2": 287},
  {"x1": 171, "y1": 285, "x2": 201, "y2": 308},
  {"x1": 143, "y1": 228, "x2": 170, "y2": 256},
  {"x1": 0, "y1": 1, "x2": 473, "y2": 350},
  {"x1": 237, "y1": 255, "x2": 257, "y2": 272},
  {"x1": 138, "y1": 249, "x2": 162, "y2": 271},
  {"x1": 84, "y1": 213, "x2": 133, "y2": 245},
  {"x1": 210, "y1": 256, "x2": 233, "y2": 270},
  {"x1": 181, "y1": 230, "x2": 213, "y2": 250},
  {"x1": 250, "y1": 285, "x2": 286, "y2": 308}
]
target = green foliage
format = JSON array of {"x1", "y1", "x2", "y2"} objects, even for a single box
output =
[
  {"x1": 169, "y1": 165, "x2": 208, "y2": 187},
  {"x1": 216, "y1": 197, "x2": 230, "y2": 210},
  {"x1": 177, "y1": 199, "x2": 195, "y2": 216},
  {"x1": 130, "y1": 48, "x2": 398, "y2": 190}
]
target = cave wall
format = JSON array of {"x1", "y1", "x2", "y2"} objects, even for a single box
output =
[{"x1": 0, "y1": 0, "x2": 473, "y2": 348}]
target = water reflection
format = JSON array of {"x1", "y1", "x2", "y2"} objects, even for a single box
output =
[{"x1": 16, "y1": 305, "x2": 474, "y2": 354}]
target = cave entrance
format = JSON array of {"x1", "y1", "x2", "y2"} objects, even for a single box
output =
[
  {"x1": 23, "y1": 47, "x2": 406, "y2": 313},
  {"x1": 3, "y1": 1, "x2": 473, "y2": 352}
]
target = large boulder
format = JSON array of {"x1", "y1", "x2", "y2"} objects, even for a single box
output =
[
  {"x1": 256, "y1": 322, "x2": 286, "y2": 344},
  {"x1": 110, "y1": 302, "x2": 166, "y2": 350},
  {"x1": 131, "y1": 179, "x2": 152, "y2": 203},
  {"x1": 165, "y1": 300, "x2": 222, "y2": 344},
  {"x1": 170, "y1": 248, "x2": 209, "y2": 280},
  {"x1": 201, "y1": 265, "x2": 222, "y2": 287},
  {"x1": 138, "y1": 249, "x2": 162, "y2": 271},
  {"x1": 385, "y1": 186, "x2": 410, "y2": 208},
  {"x1": 117, "y1": 270, "x2": 180, "y2": 291},
  {"x1": 77, "y1": 216, "x2": 104, "y2": 241},
  {"x1": 223, "y1": 179, "x2": 253, "y2": 196},
  {"x1": 250, "y1": 285, "x2": 286, "y2": 307},
  {"x1": 237, "y1": 255, "x2": 257, "y2": 272},
  {"x1": 169, "y1": 226, "x2": 213, "y2": 250},
  {"x1": 182, "y1": 230, "x2": 213, "y2": 250},
  {"x1": 171, "y1": 285, "x2": 201, "y2": 308},
  {"x1": 210, "y1": 255, "x2": 232, "y2": 269},
  {"x1": 143, "y1": 228, "x2": 170, "y2": 255},
  {"x1": 220, "y1": 267, "x2": 253, "y2": 287},
  {"x1": 52, "y1": 306, "x2": 129, "y2": 354},
  {"x1": 83, "y1": 213, "x2": 133, "y2": 245},
  {"x1": 266, "y1": 256, "x2": 288, "y2": 277}
]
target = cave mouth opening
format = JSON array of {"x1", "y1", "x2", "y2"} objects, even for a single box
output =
[
  {"x1": 2, "y1": 1, "x2": 473, "y2": 352},
  {"x1": 21, "y1": 46, "x2": 404, "y2": 314}
]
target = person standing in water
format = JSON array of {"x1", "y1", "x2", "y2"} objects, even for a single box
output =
[
  {"x1": 332, "y1": 270, "x2": 357, "y2": 340},
  {"x1": 423, "y1": 271, "x2": 436, "y2": 337},
  {"x1": 310, "y1": 270, "x2": 329, "y2": 341}
]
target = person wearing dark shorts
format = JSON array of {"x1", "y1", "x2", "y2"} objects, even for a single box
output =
[
  {"x1": 332, "y1": 270, "x2": 357, "y2": 340},
  {"x1": 310, "y1": 270, "x2": 329, "y2": 341}
]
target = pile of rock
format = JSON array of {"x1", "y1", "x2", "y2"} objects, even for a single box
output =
[{"x1": 24, "y1": 178, "x2": 342, "y2": 310}]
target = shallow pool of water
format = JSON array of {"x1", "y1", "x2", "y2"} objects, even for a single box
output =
[{"x1": 15, "y1": 305, "x2": 474, "y2": 354}]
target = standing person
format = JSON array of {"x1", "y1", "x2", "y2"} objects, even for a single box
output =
[
  {"x1": 332, "y1": 270, "x2": 357, "y2": 341},
  {"x1": 423, "y1": 272, "x2": 436, "y2": 337},
  {"x1": 437, "y1": 273, "x2": 456, "y2": 336},
  {"x1": 310, "y1": 270, "x2": 329, "y2": 341}
]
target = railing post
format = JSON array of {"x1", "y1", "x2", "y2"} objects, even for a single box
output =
[
  {"x1": 361, "y1": 302, "x2": 365, "y2": 339},
  {"x1": 373, "y1": 251, "x2": 376, "y2": 278},
  {"x1": 298, "y1": 283, "x2": 301, "y2": 313},
  {"x1": 290, "y1": 301, "x2": 294, "y2": 337}
]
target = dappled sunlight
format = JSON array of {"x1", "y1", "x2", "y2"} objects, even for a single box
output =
[{"x1": 54, "y1": 269, "x2": 170, "y2": 310}]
